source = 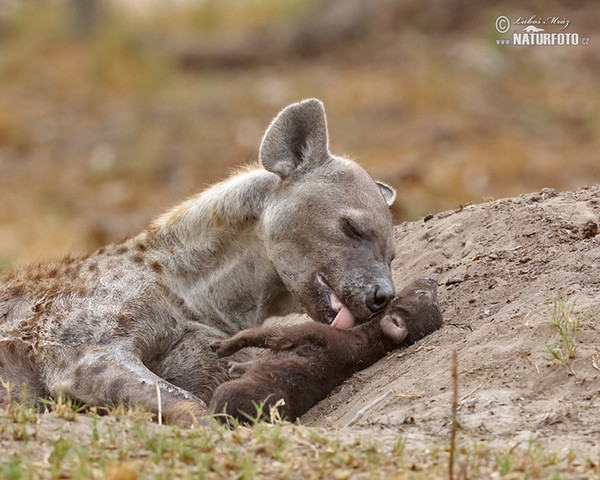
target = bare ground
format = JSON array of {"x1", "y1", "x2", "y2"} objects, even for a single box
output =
[{"x1": 303, "y1": 184, "x2": 600, "y2": 455}]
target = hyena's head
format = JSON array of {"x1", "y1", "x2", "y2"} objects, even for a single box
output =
[{"x1": 260, "y1": 99, "x2": 396, "y2": 328}]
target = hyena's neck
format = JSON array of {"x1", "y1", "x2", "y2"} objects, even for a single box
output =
[
  {"x1": 149, "y1": 167, "x2": 276, "y2": 242},
  {"x1": 137, "y1": 167, "x2": 296, "y2": 332}
]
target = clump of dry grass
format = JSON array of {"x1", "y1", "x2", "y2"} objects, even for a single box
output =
[{"x1": 543, "y1": 297, "x2": 583, "y2": 374}]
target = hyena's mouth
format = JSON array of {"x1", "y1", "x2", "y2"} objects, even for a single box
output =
[{"x1": 316, "y1": 274, "x2": 356, "y2": 329}]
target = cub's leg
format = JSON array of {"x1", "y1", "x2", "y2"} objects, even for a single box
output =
[{"x1": 210, "y1": 322, "x2": 327, "y2": 357}]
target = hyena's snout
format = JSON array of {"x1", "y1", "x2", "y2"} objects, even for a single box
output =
[{"x1": 365, "y1": 281, "x2": 395, "y2": 313}]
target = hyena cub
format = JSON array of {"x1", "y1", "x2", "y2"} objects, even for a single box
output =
[{"x1": 210, "y1": 278, "x2": 442, "y2": 423}]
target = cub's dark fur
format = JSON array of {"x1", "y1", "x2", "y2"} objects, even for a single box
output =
[{"x1": 210, "y1": 278, "x2": 442, "y2": 423}]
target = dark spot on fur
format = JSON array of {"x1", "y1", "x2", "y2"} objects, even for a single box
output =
[
  {"x1": 91, "y1": 362, "x2": 108, "y2": 376},
  {"x1": 108, "y1": 378, "x2": 127, "y2": 400},
  {"x1": 117, "y1": 313, "x2": 133, "y2": 325},
  {"x1": 7, "y1": 285, "x2": 25, "y2": 299},
  {"x1": 151, "y1": 261, "x2": 163, "y2": 274},
  {"x1": 66, "y1": 264, "x2": 82, "y2": 279},
  {"x1": 88, "y1": 262, "x2": 98, "y2": 272},
  {"x1": 97, "y1": 248, "x2": 106, "y2": 255},
  {"x1": 116, "y1": 314, "x2": 134, "y2": 335},
  {"x1": 59, "y1": 332, "x2": 77, "y2": 344},
  {"x1": 115, "y1": 246, "x2": 128, "y2": 255},
  {"x1": 135, "y1": 242, "x2": 147, "y2": 252},
  {"x1": 48, "y1": 268, "x2": 58, "y2": 278},
  {"x1": 131, "y1": 254, "x2": 144, "y2": 265},
  {"x1": 71, "y1": 349, "x2": 84, "y2": 362}
]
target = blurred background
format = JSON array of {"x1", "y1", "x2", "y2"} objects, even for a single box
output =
[{"x1": 0, "y1": 0, "x2": 599, "y2": 268}]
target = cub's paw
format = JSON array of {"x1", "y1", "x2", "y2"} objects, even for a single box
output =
[{"x1": 209, "y1": 341, "x2": 227, "y2": 357}]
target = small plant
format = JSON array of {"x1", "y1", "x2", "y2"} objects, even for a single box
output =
[
  {"x1": 393, "y1": 436, "x2": 406, "y2": 467},
  {"x1": 0, "y1": 380, "x2": 38, "y2": 425},
  {"x1": 221, "y1": 397, "x2": 286, "y2": 427},
  {"x1": 39, "y1": 394, "x2": 86, "y2": 421},
  {"x1": 495, "y1": 453, "x2": 511, "y2": 476},
  {"x1": 543, "y1": 297, "x2": 582, "y2": 372},
  {"x1": 105, "y1": 403, "x2": 153, "y2": 423},
  {"x1": 0, "y1": 456, "x2": 24, "y2": 480}
]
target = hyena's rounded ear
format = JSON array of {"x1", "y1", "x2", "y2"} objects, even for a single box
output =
[
  {"x1": 376, "y1": 181, "x2": 396, "y2": 206},
  {"x1": 259, "y1": 99, "x2": 329, "y2": 180},
  {"x1": 380, "y1": 313, "x2": 408, "y2": 344}
]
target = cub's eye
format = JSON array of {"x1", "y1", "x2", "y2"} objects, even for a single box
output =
[{"x1": 344, "y1": 219, "x2": 364, "y2": 241}]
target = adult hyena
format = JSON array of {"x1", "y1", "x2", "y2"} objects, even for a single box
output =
[{"x1": 0, "y1": 99, "x2": 396, "y2": 424}]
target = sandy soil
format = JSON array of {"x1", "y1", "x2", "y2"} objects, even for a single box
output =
[{"x1": 302, "y1": 184, "x2": 600, "y2": 453}]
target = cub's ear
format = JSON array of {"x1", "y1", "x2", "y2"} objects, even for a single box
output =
[
  {"x1": 380, "y1": 313, "x2": 408, "y2": 344},
  {"x1": 259, "y1": 99, "x2": 329, "y2": 180},
  {"x1": 376, "y1": 181, "x2": 396, "y2": 206}
]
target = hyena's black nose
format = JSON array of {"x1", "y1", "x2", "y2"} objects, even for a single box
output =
[{"x1": 366, "y1": 283, "x2": 395, "y2": 312}]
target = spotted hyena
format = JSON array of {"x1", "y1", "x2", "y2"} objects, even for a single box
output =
[{"x1": 0, "y1": 99, "x2": 396, "y2": 424}]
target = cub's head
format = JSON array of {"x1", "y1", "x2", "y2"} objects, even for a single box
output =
[
  {"x1": 379, "y1": 278, "x2": 443, "y2": 345},
  {"x1": 261, "y1": 99, "x2": 396, "y2": 328}
]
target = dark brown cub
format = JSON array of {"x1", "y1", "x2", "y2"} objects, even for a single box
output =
[{"x1": 210, "y1": 278, "x2": 442, "y2": 423}]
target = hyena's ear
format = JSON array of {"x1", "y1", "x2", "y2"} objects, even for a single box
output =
[
  {"x1": 260, "y1": 99, "x2": 329, "y2": 180},
  {"x1": 380, "y1": 313, "x2": 408, "y2": 344},
  {"x1": 376, "y1": 181, "x2": 396, "y2": 206}
]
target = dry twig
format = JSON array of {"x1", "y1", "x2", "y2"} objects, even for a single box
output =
[
  {"x1": 449, "y1": 350, "x2": 458, "y2": 480},
  {"x1": 345, "y1": 389, "x2": 393, "y2": 427}
]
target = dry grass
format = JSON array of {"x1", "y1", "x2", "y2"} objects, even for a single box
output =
[
  {"x1": 0, "y1": 403, "x2": 598, "y2": 479},
  {"x1": 0, "y1": 375, "x2": 597, "y2": 479}
]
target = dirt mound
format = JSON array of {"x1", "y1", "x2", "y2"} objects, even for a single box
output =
[{"x1": 303, "y1": 185, "x2": 600, "y2": 451}]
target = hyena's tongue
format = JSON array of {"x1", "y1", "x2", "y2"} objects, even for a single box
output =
[
  {"x1": 317, "y1": 274, "x2": 356, "y2": 329},
  {"x1": 322, "y1": 278, "x2": 356, "y2": 329},
  {"x1": 331, "y1": 305, "x2": 356, "y2": 329}
]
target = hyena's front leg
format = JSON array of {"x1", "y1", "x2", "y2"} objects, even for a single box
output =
[{"x1": 47, "y1": 348, "x2": 209, "y2": 425}]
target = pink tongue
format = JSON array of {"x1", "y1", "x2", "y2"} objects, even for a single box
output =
[{"x1": 331, "y1": 306, "x2": 356, "y2": 329}]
